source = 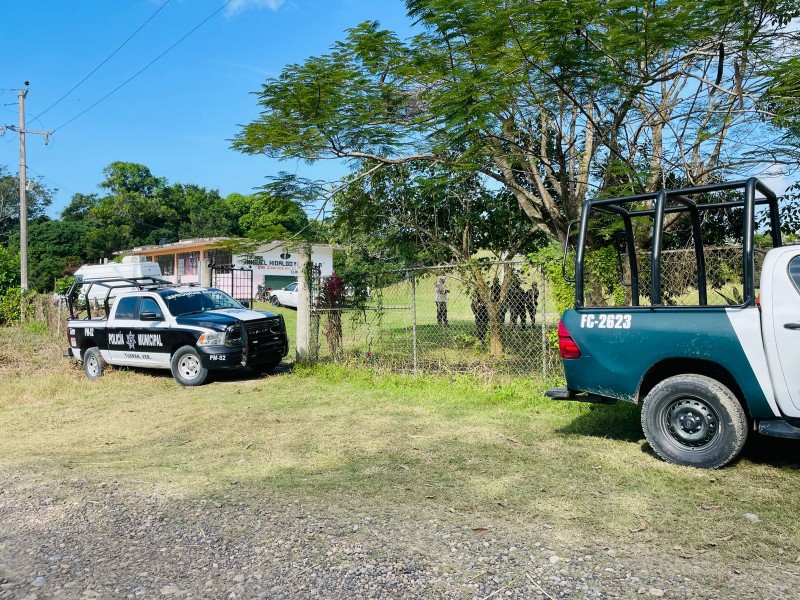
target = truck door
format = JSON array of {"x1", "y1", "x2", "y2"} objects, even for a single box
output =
[
  {"x1": 107, "y1": 296, "x2": 170, "y2": 368},
  {"x1": 763, "y1": 248, "x2": 800, "y2": 416}
]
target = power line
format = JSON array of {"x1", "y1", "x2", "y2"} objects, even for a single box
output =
[
  {"x1": 31, "y1": 0, "x2": 173, "y2": 122},
  {"x1": 54, "y1": 0, "x2": 234, "y2": 132}
]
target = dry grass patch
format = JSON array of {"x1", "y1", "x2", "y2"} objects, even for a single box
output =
[{"x1": 1, "y1": 326, "x2": 799, "y2": 577}]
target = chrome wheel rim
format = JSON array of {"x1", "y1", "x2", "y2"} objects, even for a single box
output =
[
  {"x1": 86, "y1": 356, "x2": 99, "y2": 377},
  {"x1": 178, "y1": 354, "x2": 201, "y2": 380}
]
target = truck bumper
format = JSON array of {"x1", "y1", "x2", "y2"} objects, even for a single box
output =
[
  {"x1": 197, "y1": 342, "x2": 288, "y2": 370},
  {"x1": 545, "y1": 386, "x2": 617, "y2": 404}
]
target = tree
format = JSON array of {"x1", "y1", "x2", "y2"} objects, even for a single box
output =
[
  {"x1": 61, "y1": 193, "x2": 100, "y2": 222},
  {"x1": 333, "y1": 163, "x2": 545, "y2": 355},
  {"x1": 234, "y1": 0, "x2": 800, "y2": 244},
  {"x1": 0, "y1": 245, "x2": 20, "y2": 296},
  {"x1": 238, "y1": 193, "x2": 309, "y2": 240},
  {"x1": 164, "y1": 184, "x2": 242, "y2": 239},
  {"x1": 0, "y1": 166, "x2": 54, "y2": 240},
  {"x1": 10, "y1": 219, "x2": 90, "y2": 291}
]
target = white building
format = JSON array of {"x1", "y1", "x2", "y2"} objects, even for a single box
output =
[{"x1": 116, "y1": 238, "x2": 342, "y2": 290}]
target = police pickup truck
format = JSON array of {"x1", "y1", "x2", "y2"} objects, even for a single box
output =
[
  {"x1": 66, "y1": 277, "x2": 289, "y2": 386},
  {"x1": 547, "y1": 178, "x2": 800, "y2": 468}
]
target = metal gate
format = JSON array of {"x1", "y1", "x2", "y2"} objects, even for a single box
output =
[{"x1": 211, "y1": 265, "x2": 254, "y2": 306}]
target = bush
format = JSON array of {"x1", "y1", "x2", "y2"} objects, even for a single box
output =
[{"x1": 0, "y1": 288, "x2": 22, "y2": 325}]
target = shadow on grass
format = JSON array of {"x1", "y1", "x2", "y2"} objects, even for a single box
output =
[
  {"x1": 556, "y1": 402, "x2": 643, "y2": 443},
  {"x1": 112, "y1": 361, "x2": 295, "y2": 385},
  {"x1": 557, "y1": 401, "x2": 800, "y2": 470},
  {"x1": 740, "y1": 435, "x2": 800, "y2": 469}
]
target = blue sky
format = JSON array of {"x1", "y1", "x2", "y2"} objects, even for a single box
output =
[{"x1": 0, "y1": 0, "x2": 412, "y2": 218}]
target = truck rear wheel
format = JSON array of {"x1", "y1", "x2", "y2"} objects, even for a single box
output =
[
  {"x1": 641, "y1": 374, "x2": 747, "y2": 469},
  {"x1": 171, "y1": 346, "x2": 209, "y2": 386},
  {"x1": 83, "y1": 347, "x2": 105, "y2": 381}
]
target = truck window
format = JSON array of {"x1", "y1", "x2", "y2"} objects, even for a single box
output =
[
  {"x1": 115, "y1": 296, "x2": 138, "y2": 319},
  {"x1": 788, "y1": 256, "x2": 800, "y2": 294},
  {"x1": 139, "y1": 297, "x2": 164, "y2": 320}
]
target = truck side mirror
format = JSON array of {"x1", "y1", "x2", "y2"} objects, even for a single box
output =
[
  {"x1": 240, "y1": 300, "x2": 250, "y2": 309},
  {"x1": 139, "y1": 311, "x2": 162, "y2": 321}
]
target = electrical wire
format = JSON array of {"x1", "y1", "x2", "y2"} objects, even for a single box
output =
[
  {"x1": 54, "y1": 0, "x2": 233, "y2": 132},
  {"x1": 31, "y1": 0, "x2": 173, "y2": 122}
]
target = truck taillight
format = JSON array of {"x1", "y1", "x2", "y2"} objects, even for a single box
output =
[{"x1": 558, "y1": 321, "x2": 581, "y2": 359}]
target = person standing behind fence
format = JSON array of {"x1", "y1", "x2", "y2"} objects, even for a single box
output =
[
  {"x1": 524, "y1": 282, "x2": 539, "y2": 326},
  {"x1": 508, "y1": 278, "x2": 526, "y2": 327},
  {"x1": 471, "y1": 291, "x2": 489, "y2": 341},
  {"x1": 434, "y1": 275, "x2": 449, "y2": 326}
]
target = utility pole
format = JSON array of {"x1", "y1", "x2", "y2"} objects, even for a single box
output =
[
  {"x1": 9, "y1": 82, "x2": 52, "y2": 304},
  {"x1": 18, "y1": 84, "x2": 28, "y2": 294}
]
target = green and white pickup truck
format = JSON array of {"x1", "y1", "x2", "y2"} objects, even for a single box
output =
[{"x1": 547, "y1": 178, "x2": 800, "y2": 468}]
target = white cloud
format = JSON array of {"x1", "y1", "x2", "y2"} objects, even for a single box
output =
[{"x1": 225, "y1": 0, "x2": 285, "y2": 16}]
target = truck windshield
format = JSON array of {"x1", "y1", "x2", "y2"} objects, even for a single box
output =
[{"x1": 164, "y1": 289, "x2": 244, "y2": 316}]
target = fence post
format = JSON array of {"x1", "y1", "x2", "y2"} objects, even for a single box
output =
[
  {"x1": 541, "y1": 264, "x2": 547, "y2": 380},
  {"x1": 411, "y1": 271, "x2": 417, "y2": 375},
  {"x1": 296, "y1": 246, "x2": 312, "y2": 363}
]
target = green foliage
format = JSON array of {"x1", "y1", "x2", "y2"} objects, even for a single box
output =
[
  {"x1": 0, "y1": 167, "x2": 54, "y2": 241},
  {"x1": 234, "y1": 0, "x2": 800, "y2": 246},
  {"x1": 0, "y1": 288, "x2": 22, "y2": 325},
  {"x1": 0, "y1": 245, "x2": 20, "y2": 296},
  {"x1": 331, "y1": 163, "x2": 545, "y2": 266},
  {"x1": 10, "y1": 219, "x2": 90, "y2": 291},
  {"x1": 54, "y1": 276, "x2": 76, "y2": 295},
  {"x1": 238, "y1": 193, "x2": 309, "y2": 241},
  {"x1": 530, "y1": 244, "x2": 575, "y2": 317}
]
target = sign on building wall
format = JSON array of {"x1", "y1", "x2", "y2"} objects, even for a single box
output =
[{"x1": 234, "y1": 245, "x2": 334, "y2": 279}]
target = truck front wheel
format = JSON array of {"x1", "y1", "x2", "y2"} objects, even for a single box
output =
[
  {"x1": 641, "y1": 374, "x2": 747, "y2": 469},
  {"x1": 171, "y1": 346, "x2": 209, "y2": 386}
]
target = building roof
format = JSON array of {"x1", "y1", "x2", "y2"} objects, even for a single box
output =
[{"x1": 116, "y1": 238, "x2": 347, "y2": 255}]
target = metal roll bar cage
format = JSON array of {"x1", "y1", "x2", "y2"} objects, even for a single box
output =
[{"x1": 573, "y1": 178, "x2": 781, "y2": 308}]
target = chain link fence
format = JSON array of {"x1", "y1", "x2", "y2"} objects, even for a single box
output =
[
  {"x1": 583, "y1": 245, "x2": 770, "y2": 308},
  {"x1": 308, "y1": 261, "x2": 564, "y2": 379}
]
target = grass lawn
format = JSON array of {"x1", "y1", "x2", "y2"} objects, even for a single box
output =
[{"x1": 1, "y1": 324, "x2": 799, "y2": 579}]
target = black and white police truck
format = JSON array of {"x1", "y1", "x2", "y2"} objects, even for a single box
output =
[{"x1": 65, "y1": 276, "x2": 289, "y2": 386}]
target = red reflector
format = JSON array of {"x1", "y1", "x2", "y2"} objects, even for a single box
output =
[{"x1": 558, "y1": 321, "x2": 581, "y2": 359}]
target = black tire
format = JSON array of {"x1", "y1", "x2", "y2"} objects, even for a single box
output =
[
  {"x1": 270, "y1": 295, "x2": 281, "y2": 307},
  {"x1": 171, "y1": 346, "x2": 209, "y2": 386},
  {"x1": 252, "y1": 357, "x2": 282, "y2": 375},
  {"x1": 83, "y1": 347, "x2": 105, "y2": 381},
  {"x1": 641, "y1": 374, "x2": 747, "y2": 469}
]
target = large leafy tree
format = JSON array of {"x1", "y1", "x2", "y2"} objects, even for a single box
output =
[
  {"x1": 71, "y1": 162, "x2": 248, "y2": 258},
  {"x1": 0, "y1": 166, "x2": 54, "y2": 241},
  {"x1": 333, "y1": 163, "x2": 545, "y2": 355},
  {"x1": 9, "y1": 219, "x2": 91, "y2": 291},
  {"x1": 234, "y1": 0, "x2": 800, "y2": 244}
]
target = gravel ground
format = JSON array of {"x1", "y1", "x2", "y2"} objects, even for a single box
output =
[{"x1": 1, "y1": 471, "x2": 797, "y2": 600}]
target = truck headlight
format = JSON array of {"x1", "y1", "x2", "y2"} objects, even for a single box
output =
[
  {"x1": 197, "y1": 332, "x2": 226, "y2": 346},
  {"x1": 225, "y1": 324, "x2": 243, "y2": 347}
]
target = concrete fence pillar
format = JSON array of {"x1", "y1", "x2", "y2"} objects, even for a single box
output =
[
  {"x1": 295, "y1": 246, "x2": 312, "y2": 363},
  {"x1": 200, "y1": 254, "x2": 212, "y2": 287}
]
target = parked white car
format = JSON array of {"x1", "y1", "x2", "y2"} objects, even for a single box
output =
[{"x1": 270, "y1": 282, "x2": 299, "y2": 308}]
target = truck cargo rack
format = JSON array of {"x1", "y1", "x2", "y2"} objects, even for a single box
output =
[
  {"x1": 573, "y1": 177, "x2": 780, "y2": 308},
  {"x1": 66, "y1": 276, "x2": 179, "y2": 320}
]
